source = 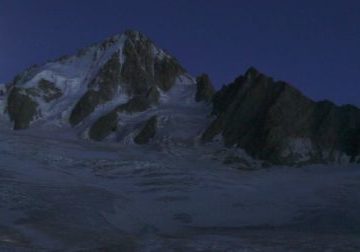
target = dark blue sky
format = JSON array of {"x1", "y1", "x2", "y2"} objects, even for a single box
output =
[{"x1": 1, "y1": 0, "x2": 359, "y2": 105}]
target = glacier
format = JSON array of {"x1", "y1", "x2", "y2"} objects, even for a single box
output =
[{"x1": 0, "y1": 121, "x2": 359, "y2": 251}]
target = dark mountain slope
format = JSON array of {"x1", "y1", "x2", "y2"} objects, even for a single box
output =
[{"x1": 203, "y1": 67, "x2": 360, "y2": 165}]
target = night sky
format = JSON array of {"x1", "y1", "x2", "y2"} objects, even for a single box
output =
[{"x1": 1, "y1": 0, "x2": 359, "y2": 105}]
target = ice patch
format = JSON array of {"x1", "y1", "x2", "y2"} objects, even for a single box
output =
[{"x1": 281, "y1": 137, "x2": 314, "y2": 162}]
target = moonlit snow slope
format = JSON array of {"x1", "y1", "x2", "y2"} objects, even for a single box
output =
[{"x1": 0, "y1": 119, "x2": 360, "y2": 251}]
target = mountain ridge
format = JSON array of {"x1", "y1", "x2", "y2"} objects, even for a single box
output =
[
  {"x1": 202, "y1": 67, "x2": 360, "y2": 165},
  {"x1": 2, "y1": 30, "x2": 360, "y2": 166},
  {"x1": 5, "y1": 30, "x2": 194, "y2": 128}
]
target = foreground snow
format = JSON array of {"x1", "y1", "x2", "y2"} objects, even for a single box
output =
[{"x1": 0, "y1": 126, "x2": 360, "y2": 251}]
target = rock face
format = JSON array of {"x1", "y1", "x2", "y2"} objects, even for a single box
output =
[
  {"x1": 69, "y1": 90, "x2": 101, "y2": 126},
  {"x1": 203, "y1": 67, "x2": 360, "y2": 165},
  {"x1": 37, "y1": 79, "x2": 63, "y2": 102},
  {"x1": 68, "y1": 31, "x2": 184, "y2": 127},
  {"x1": 89, "y1": 111, "x2": 118, "y2": 141},
  {"x1": 69, "y1": 52, "x2": 122, "y2": 126},
  {"x1": 120, "y1": 30, "x2": 185, "y2": 95},
  {"x1": 0, "y1": 85, "x2": 7, "y2": 97},
  {"x1": 88, "y1": 96, "x2": 154, "y2": 141},
  {"x1": 116, "y1": 96, "x2": 151, "y2": 113},
  {"x1": 6, "y1": 78, "x2": 63, "y2": 129},
  {"x1": 195, "y1": 74, "x2": 215, "y2": 102},
  {"x1": 134, "y1": 115, "x2": 158, "y2": 144},
  {"x1": 7, "y1": 87, "x2": 38, "y2": 129}
]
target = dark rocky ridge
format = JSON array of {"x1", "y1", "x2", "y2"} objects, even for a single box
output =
[
  {"x1": 69, "y1": 31, "x2": 185, "y2": 126},
  {"x1": 7, "y1": 87, "x2": 38, "y2": 130},
  {"x1": 203, "y1": 67, "x2": 360, "y2": 165},
  {"x1": 134, "y1": 115, "x2": 158, "y2": 144},
  {"x1": 88, "y1": 110, "x2": 118, "y2": 141},
  {"x1": 121, "y1": 31, "x2": 185, "y2": 94},
  {"x1": 195, "y1": 74, "x2": 215, "y2": 102},
  {"x1": 69, "y1": 52, "x2": 122, "y2": 126},
  {"x1": 6, "y1": 79, "x2": 63, "y2": 130},
  {"x1": 88, "y1": 96, "x2": 154, "y2": 141}
]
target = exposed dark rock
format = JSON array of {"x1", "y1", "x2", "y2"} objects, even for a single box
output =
[
  {"x1": 70, "y1": 53, "x2": 122, "y2": 126},
  {"x1": 0, "y1": 85, "x2": 6, "y2": 96},
  {"x1": 88, "y1": 52, "x2": 122, "y2": 100},
  {"x1": 115, "y1": 96, "x2": 151, "y2": 114},
  {"x1": 122, "y1": 30, "x2": 185, "y2": 94},
  {"x1": 7, "y1": 88, "x2": 38, "y2": 130},
  {"x1": 124, "y1": 30, "x2": 154, "y2": 74},
  {"x1": 122, "y1": 31, "x2": 185, "y2": 95},
  {"x1": 146, "y1": 86, "x2": 160, "y2": 105},
  {"x1": 88, "y1": 94, "x2": 154, "y2": 141},
  {"x1": 89, "y1": 111, "x2": 118, "y2": 141},
  {"x1": 203, "y1": 67, "x2": 360, "y2": 165},
  {"x1": 310, "y1": 102, "x2": 360, "y2": 162},
  {"x1": 195, "y1": 74, "x2": 215, "y2": 102},
  {"x1": 134, "y1": 115, "x2": 158, "y2": 144},
  {"x1": 69, "y1": 90, "x2": 101, "y2": 126},
  {"x1": 38, "y1": 79, "x2": 63, "y2": 102},
  {"x1": 5, "y1": 78, "x2": 62, "y2": 129},
  {"x1": 201, "y1": 115, "x2": 224, "y2": 142},
  {"x1": 121, "y1": 33, "x2": 156, "y2": 95},
  {"x1": 154, "y1": 57, "x2": 185, "y2": 91}
]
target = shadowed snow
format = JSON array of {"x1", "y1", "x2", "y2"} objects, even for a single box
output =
[{"x1": 0, "y1": 124, "x2": 359, "y2": 251}]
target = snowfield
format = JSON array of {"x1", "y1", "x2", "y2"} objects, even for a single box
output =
[{"x1": 0, "y1": 124, "x2": 360, "y2": 251}]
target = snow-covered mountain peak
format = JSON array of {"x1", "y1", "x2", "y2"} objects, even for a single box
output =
[
  {"x1": 12, "y1": 30, "x2": 179, "y2": 89},
  {"x1": 4, "y1": 29, "x2": 209, "y2": 146}
]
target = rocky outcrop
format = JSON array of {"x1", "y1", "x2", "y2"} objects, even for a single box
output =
[
  {"x1": 121, "y1": 32, "x2": 155, "y2": 96},
  {"x1": 87, "y1": 86, "x2": 160, "y2": 141},
  {"x1": 121, "y1": 30, "x2": 185, "y2": 95},
  {"x1": 134, "y1": 115, "x2": 158, "y2": 144},
  {"x1": 7, "y1": 88, "x2": 38, "y2": 130},
  {"x1": 88, "y1": 94, "x2": 155, "y2": 141},
  {"x1": 115, "y1": 96, "x2": 151, "y2": 114},
  {"x1": 89, "y1": 111, "x2": 118, "y2": 141},
  {"x1": 203, "y1": 67, "x2": 360, "y2": 165},
  {"x1": 37, "y1": 79, "x2": 63, "y2": 102},
  {"x1": 195, "y1": 74, "x2": 215, "y2": 102},
  {"x1": 0, "y1": 85, "x2": 7, "y2": 96},
  {"x1": 69, "y1": 90, "x2": 101, "y2": 126},
  {"x1": 70, "y1": 53, "x2": 122, "y2": 126},
  {"x1": 145, "y1": 86, "x2": 160, "y2": 105},
  {"x1": 6, "y1": 79, "x2": 63, "y2": 129},
  {"x1": 310, "y1": 102, "x2": 360, "y2": 163},
  {"x1": 154, "y1": 57, "x2": 185, "y2": 91}
]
